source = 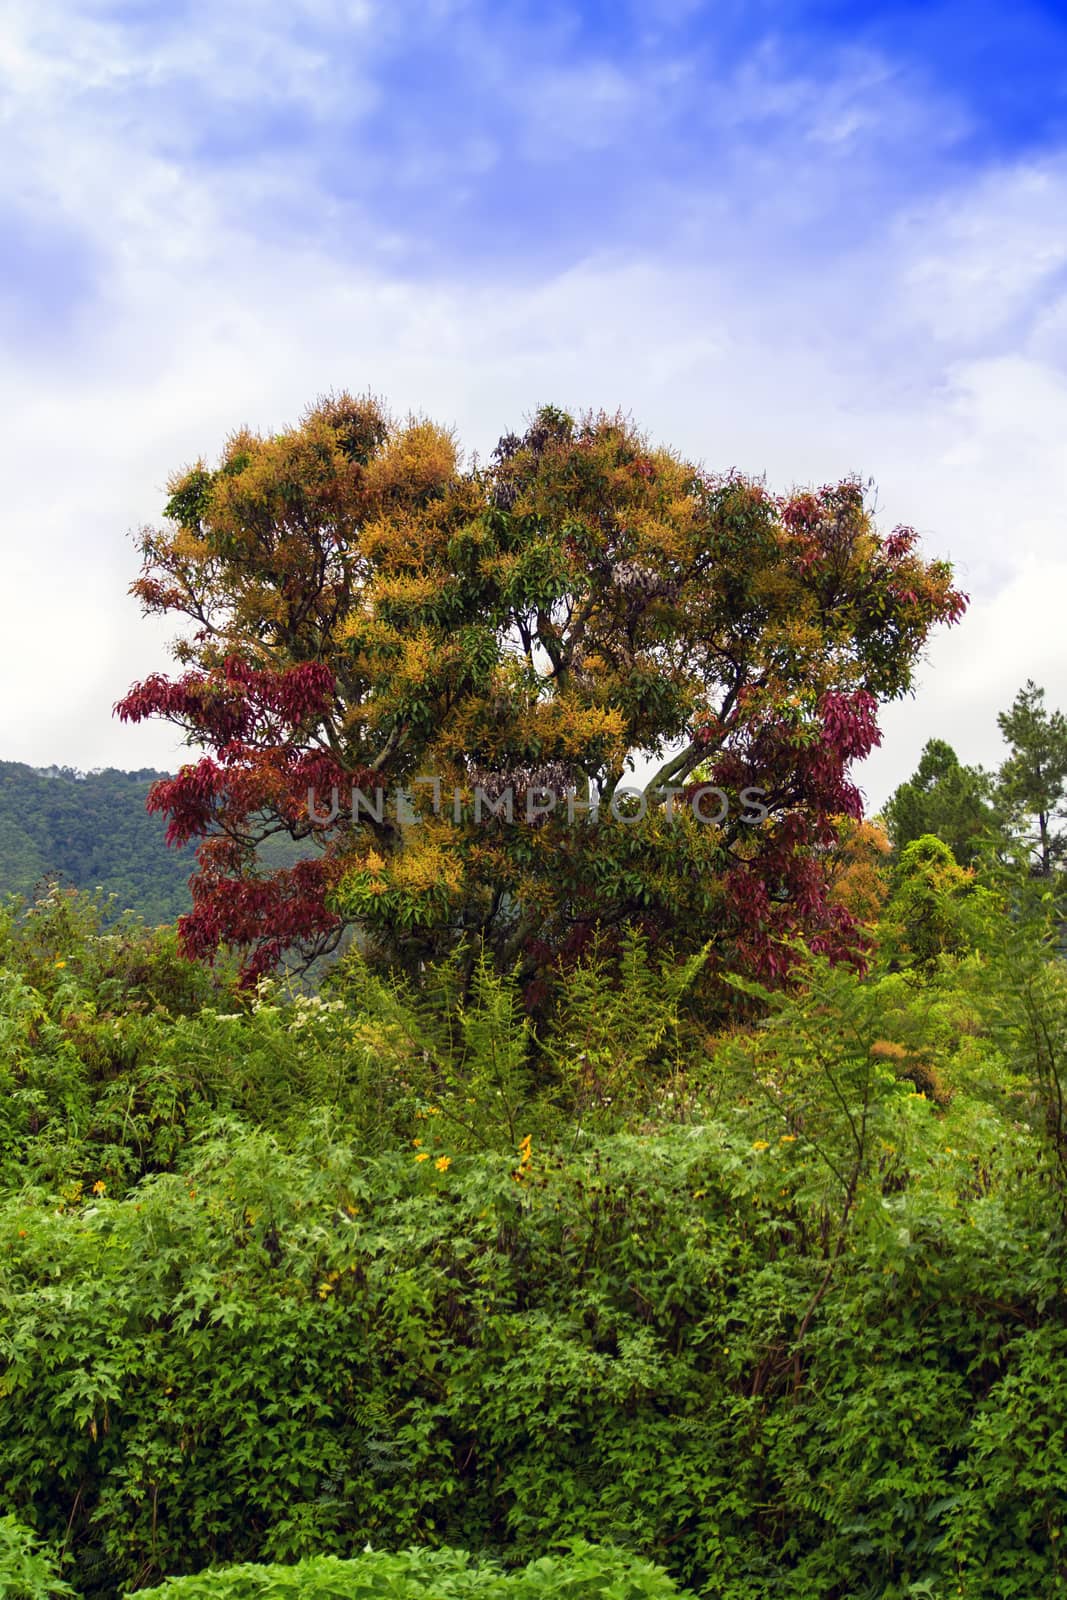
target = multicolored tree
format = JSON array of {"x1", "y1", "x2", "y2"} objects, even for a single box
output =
[{"x1": 116, "y1": 394, "x2": 967, "y2": 1002}]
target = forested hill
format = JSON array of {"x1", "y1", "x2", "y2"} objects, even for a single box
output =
[{"x1": 0, "y1": 761, "x2": 194, "y2": 924}]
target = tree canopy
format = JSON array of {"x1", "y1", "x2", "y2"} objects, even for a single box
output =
[
  {"x1": 883, "y1": 687, "x2": 1067, "y2": 881},
  {"x1": 882, "y1": 737, "x2": 996, "y2": 866},
  {"x1": 116, "y1": 393, "x2": 966, "y2": 998},
  {"x1": 996, "y1": 680, "x2": 1067, "y2": 877}
]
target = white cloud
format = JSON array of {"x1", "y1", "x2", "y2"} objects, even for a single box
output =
[
  {"x1": 858, "y1": 556, "x2": 1067, "y2": 809},
  {"x1": 1, "y1": 2, "x2": 1066, "y2": 804},
  {"x1": 897, "y1": 159, "x2": 1067, "y2": 349}
]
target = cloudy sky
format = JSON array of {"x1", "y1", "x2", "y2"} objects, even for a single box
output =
[{"x1": 2, "y1": 0, "x2": 1066, "y2": 809}]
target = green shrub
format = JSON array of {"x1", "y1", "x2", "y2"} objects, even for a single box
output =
[
  {"x1": 0, "y1": 1517, "x2": 73, "y2": 1600},
  {"x1": 128, "y1": 1542, "x2": 693, "y2": 1599},
  {"x1": 4, "y1": 884, "x2": 1067, "y2": 1598}
]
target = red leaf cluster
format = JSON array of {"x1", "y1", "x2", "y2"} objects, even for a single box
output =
[
  {"x1": 179, "y1": 857, "x2": 342, "y2": 986},
  {"x1": 115, "y1": 659, "x2": 336, "y2": 746}
]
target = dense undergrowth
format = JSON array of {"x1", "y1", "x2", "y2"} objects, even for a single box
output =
[{"x1": 3, "y1": 875, "x2": 1067, "y2": 1599}]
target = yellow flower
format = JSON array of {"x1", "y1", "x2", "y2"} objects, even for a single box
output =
[
  {"x1": 54, "y1": 959, "x2": 66, "y2": 969},
  {"x1": 779, "y1": 1134, "x2": 797, "y2": 1144},
  {"x1": 512, "y1": 1133, "x2": 533, "y2": 1182},
  {"x1": 91, "y1": 1180, "x2": 106, "y2": 1196},
  {"x1": 414, "y1": 1152, "x2": 430, "y2": 1163},
  {"x1": 435, "y1": 1156, "x2": 451, "y2": 1172},
  {"x1": 318, "y1": 1282, "x2": 334, "y2": 1299},
  {"x1": 412, "y1": 1138, "x2": 423, "y2": 1148},
  {"x1": 752, "y1": 1139, "x2": 770, "y2": 1152}
]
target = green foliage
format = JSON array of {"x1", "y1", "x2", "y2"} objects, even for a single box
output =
[
  {"x1": 996, "y1": 680, "x2": 1067, "y2": 878},
  {"x1": 951, "y1": 870, "x2": 1067, "y2": 1207},
  {"x1": 536, "y1": 927, "x2": 711, "y2": 1129},
  {"x1": 325, "y1": 940, "x2": 538, "y2": 1150},
  {"x1": 0, "y1": 762, "x2": 195, "y2": 925},
  {"x1": 0, "y1": 1518, "x2": 73, "y2": 1600},
  {"x1": 884, "y1": 683, "x2": 1067, "y2": 884},
  {"x1": 3, "y1": 885, "x2": 1067, "y2": 1598},
  {"x1": 882, "y1": 739, "x2": 997, "y2": 866},
  {"x1": 0, "y1": 762, "x2": 318, "y2": 933},
  {"x1": 879, "y1": 834, "x2": 991, "y2": 969},
  {"x1": 128, "y1": 1543, "x2": 692, "y2": 1599}
]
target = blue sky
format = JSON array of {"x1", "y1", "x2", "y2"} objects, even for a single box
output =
[{"x1": 2, "y1": 0, "x2": 1067, "y2": 805}]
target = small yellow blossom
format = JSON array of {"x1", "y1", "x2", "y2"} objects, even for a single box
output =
[
  {"x1": 752, "y1": 1139, "x2": 770, "y2": 1152},
  {"x1": 414, "y1": 1152, "x2": 430, "y2": 1163},
  {"x1": 54, "y1": 959, "x2": 66, "y2": 969},
  {"x1": 412, "y1": 1138, "x2": 423, "y2": 1148},
  {"x1": 779, "y1": 1134, "x2": 797, "y2": 1144},
  {"x1": 435, "y1": 1156, "x2": 451, "y2": 1172},
  {"x1": 91, "y1": 1180, "x2": 106, "y2": 1196},
  {"x1": 512, "y1": 1133, "x2": 533, "y2": 1182}
]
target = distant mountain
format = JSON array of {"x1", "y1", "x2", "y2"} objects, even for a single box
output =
[
  {"x1": 0, "y1": 763, "x2": 323, "y2": 926},
  {"x1": 0, "y1": 762, "x2": 197, "y2": 923}
]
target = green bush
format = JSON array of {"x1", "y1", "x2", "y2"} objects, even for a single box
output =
[
  {"x1": 4, "y1": 1103, "x2": 1065, "y2": 1599},
  {"x1": 4, "y1": 885, "x2": 1067, "y2": 1598},
  {"x1": 0, "y1": 1517, "x2": 73, "y2": 1600},
  {"x1": 129, "y1": 1543, "x2": 692, "y2": 1599}
]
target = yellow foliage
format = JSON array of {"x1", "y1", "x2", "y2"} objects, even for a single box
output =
[
  {"x1": 389, "y1": 839, "x2": 464, "y2": 897},
  {"x1": 361, "y1": 420, "x2": 459, "y2": 511},
  {"x1": 826, "y1": 817, "x2": 891, "y2": 923}
]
